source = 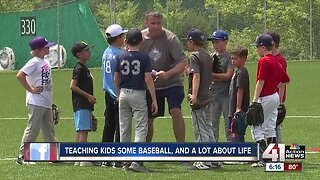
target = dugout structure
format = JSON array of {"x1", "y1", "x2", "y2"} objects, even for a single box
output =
[{"x1": 0, "y1": 0, "x2": 107, "y2": 69}]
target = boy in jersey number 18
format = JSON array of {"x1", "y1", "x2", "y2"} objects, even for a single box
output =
[{"x1": 101, "y1": 24, "x2": 127, "y2": 167}]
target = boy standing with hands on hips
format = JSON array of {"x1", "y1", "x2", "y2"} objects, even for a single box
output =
[{"x1": 16, "y1": 36, "x2": 56, "y2": 165}]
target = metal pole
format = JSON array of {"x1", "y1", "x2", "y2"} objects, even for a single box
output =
[
  {"x1": 56, "y1": 0, "x2": 60, "y2": 69},
  {"x1": 166, "y1": 0, "x2": 169, "y2": 29},
  {"x1": 109, "y1": 0, "x2": 113, "y2": 24},
  {"x1": 309, "y1": 0, "x2": 313, "y2": 60},
  {"x1": 264, "y1": 0, "x2": 267, "y2": 32},
  {"x1": 216, "y1": 0, "x2": 219, "y2": 30}
]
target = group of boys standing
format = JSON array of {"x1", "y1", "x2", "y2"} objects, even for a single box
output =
[
  {"x1": 99, "y1": 11, "x2": 290, "y2": 171},
  {"x1": 16, "y1": 11, "x2": 290, "y2": 172}
]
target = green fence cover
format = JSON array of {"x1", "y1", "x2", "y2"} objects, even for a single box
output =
[{"x1": 0, "y1": 0, "x2": 108, "y2": 69}]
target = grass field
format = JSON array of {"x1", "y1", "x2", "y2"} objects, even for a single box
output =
[{"x1": 0, "y1": 61, "x2": 319, "y2": 179}]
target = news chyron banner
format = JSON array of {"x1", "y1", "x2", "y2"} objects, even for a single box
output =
[
  {"x1": 263, "y1": 144, "x2": 305, "y2": 172},
  {"x1": 24, "y1": 143, "x2": 258, "y2": 162}
]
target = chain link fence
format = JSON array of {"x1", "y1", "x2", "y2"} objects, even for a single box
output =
[{"x1": 0, "y1": 0, "x2": 318, "y2": 70}]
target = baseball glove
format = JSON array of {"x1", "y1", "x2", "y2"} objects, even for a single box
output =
[
  {"x1": 229, "y1": 111, "x2": 247, "y2": 135},
  {"x1": 189, "y1": 100, "x2": 210, "y2": 110},
  {"x1": 246, "y1": 102, "x2": 264, "y2": 126},
  {"x1": 92, "y1": 114, "x2": 97, "y2": 132},
  {"x1": 276, "y1": 104, "x2": 286, "y2": 126},
  {"x1": 211, "y1": 53, "x2": 223, "y2": 73},
  {"x1": 52, "y1": 104, "x2": 60, "y2": 125}
]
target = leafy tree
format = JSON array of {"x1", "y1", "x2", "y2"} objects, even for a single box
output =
[
  {"x1": 0, "y1": 0, "x2": 42, "y2": 12},
  {"x1": 153, "y1": 0, "x2": 188, "y2": 36},
  {"x1": 95, "y1": 0, "x2": 141, "y2": 31}
]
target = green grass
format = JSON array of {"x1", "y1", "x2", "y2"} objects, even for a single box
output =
[{"x1": 0, "y1": 61, "x2": 319, "y2": 179}]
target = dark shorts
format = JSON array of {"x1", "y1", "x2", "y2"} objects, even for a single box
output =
[{"x1": 146, "y1": 86, "x2": 184, "y2": 118}]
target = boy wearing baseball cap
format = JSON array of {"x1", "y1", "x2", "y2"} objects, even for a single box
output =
[
  {"x1": 70, "y1": 41, "x2": 96, "y2": 167},
  {"x1": 101, "y1": 24, "x2": 127, "y2": 167},
  {"x1": 251, "y1": 34, "x2": 290, "y2": 167},
  {"x1": 184, "y1": 28, "x2": 220, "y2": 170},
  {"x1": 114, "y1": 29, "x2": 158, "y2": 173},
  {"x1": 207, "y1": 30, "x2": 234, "y2": 142},
  {"x1": 16, "y1": 36, "x2": 55, "y2": 165},
  {"x1": 267, "y1": 31, "x2": 287, "y2": 144}
]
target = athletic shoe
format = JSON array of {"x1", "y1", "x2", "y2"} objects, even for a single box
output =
[
  {"x1": 113, "y1": 161, "x2": 122, "y2": 168},
  {"x1": 80, "y1": 162, "x2": 101, "y2": 167},
  {"x1": 223, "y1": 162, "x2": 247, "y2": 165},
  {"x1": 16, "y1": 156, "x2": 36, "y2": 165},
  {"x1": 49, "y1": 161, "x2": 63, "y2": 165},
  {"x1": 189, "y1": 162, "x2": 216, "y2": 170},
  {"x1": 129, "y1": 162, "x2": 151, "y2": 173},
  {"x1": 102, "y1": 161, "x2": 113, "y2": 167},
  {"x1": 74, "y1": 162, "x2": 80, "y2": 166},
  {"x1": 251, "y1": 161, "x2": 265, "y2": 167},
  {"x1": 211, "y1": 162, "x2": 222, "y2": 169},
  {"x1": 122, "y1": 164, "x2": 130, "y2": 172}
]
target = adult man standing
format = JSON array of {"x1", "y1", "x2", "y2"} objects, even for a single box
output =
[{"x1": 140, "y1": 11, "x2": 187, "y2": 143}]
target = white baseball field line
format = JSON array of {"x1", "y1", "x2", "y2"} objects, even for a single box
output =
[{"x1": 0, "y1": 115, "x2": 319, "y2": 161}]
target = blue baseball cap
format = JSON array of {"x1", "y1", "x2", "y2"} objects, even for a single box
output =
[
  {"x1": 29, "y1": 36, "x2": 55, "y2": 50},
  {"x1": 251, "y1": 34, "x2": 274, "y2": 47},
  {"x1": 207, "y1": 30, "x2": 228, "y2": 41},
  {"x1": 182, "y1": 28, "x2": 205, "y2": 41}
]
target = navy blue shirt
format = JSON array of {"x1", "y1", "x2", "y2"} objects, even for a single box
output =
[{"x1": 115, "y1": 51, "x2": 152, "y2": 90}]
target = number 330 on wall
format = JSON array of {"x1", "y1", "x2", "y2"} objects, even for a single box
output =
[{"x1": 20, "y1": 17, "x2": 36, "y2": 36}]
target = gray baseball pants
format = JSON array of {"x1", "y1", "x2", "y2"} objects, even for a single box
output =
[
  {"x1": 19, "y1": 104, "x2": 55, "y2": 157},
  {"x1": 119, "y1": 88, "x2": 148, "y2": 143}
]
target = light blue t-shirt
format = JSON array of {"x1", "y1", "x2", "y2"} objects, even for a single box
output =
[{"x1": 102, "y1": 46, "x2": 124, "y2": 99}]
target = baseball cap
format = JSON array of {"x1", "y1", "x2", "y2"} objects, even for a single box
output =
[
  {"x1": 182, "y1": 28, "x2": 205, "y2": 41},
  {"x1": 71, "y1": 41, "x2": 95, "y2": 57},
  {"x1": 29, "y1": 36, "x2": 55, "y2": 50},
  {"x1": 251, "y1": 34, "x2": 274, "y2": 47},
  {"x1": 126, "y1": 29, "x2": 143, "y2": 45},
  {"x1": 105, "y1": 24, "x2": 128, "y2": 38},
  {"x1": 207, "y1": 30, "x2": 228, "y2": 41}
]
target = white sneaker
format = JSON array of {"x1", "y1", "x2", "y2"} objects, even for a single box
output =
[
  {"x1": 16, "y1": 156, "x2": 36, "y2": 165},
  {"x1": 189, "y1": 162, "x2": 215, "y2": 170},
  {"x1": 74, "y1": 162, "x2": 80, "y2": 166},
  {"x1": 21, "y1": 161, "x2": 36, "y2": 165},
  {"x1": 80, "y1": 162, "x2": 94, "y2": 167},
  {"x1": 251, "y1": 161, "x2": 265, "y2": 167}
]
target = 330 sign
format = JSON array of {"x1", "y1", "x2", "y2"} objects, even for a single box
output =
[{"x1": 20, "y1": 17, "x2": 36, "y2": 36}]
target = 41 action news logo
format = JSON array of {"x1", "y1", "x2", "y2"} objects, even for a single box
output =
[{"x1": 262, "y1": 144, "x2": 305, "y2": 162}]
